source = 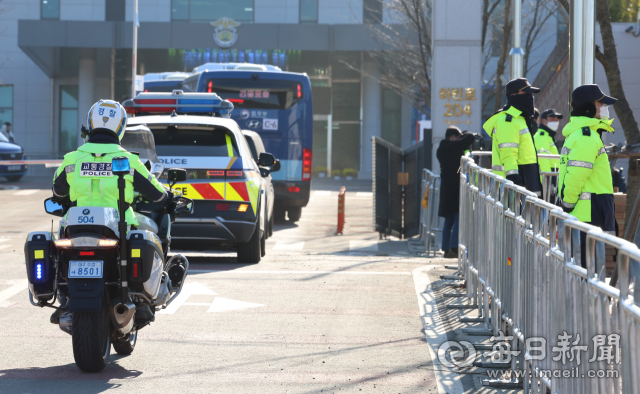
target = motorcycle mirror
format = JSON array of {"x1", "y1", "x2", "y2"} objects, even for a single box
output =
[
  {"x1": 167, "y1": 168, "x2": 187, "y2": 190},
  {"x1": 173, "y1": 196, "x2": 194, "y2": 218},
  {"x1": 44, "y1": 198, "x2": 65, "y2": 217}
]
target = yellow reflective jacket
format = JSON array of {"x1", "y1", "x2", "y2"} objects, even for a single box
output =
[
  {"x1": 557, "y1": 116, "x2": 614, "y2": 222},
  {"x1": 533, "y1": 127, "x2": 560, "y2": 174},
  {"x1": 483, "y1": 106, "x2": 538, "y2": 178},
  {"x1": 53, "y1": 143, "x2": 166, "y2": 226}
]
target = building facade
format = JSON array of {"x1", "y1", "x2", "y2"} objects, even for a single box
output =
[{"x1": 1, "y1": 0, "x2": 419, "y2": 179}]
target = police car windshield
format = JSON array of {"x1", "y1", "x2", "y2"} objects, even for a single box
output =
[
  {"x1": 206, "y1": 78, "x2": 302, "y2": 110},
  {"x1": 149, "y1": 125, "x2": 239, "y2": 157}
]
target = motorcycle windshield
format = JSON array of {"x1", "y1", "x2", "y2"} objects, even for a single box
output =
[{"x1": 121, "y1": 125, "x2": 164, "y2": 178}]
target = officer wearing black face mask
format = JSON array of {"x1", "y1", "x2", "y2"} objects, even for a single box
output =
[{"x1": 483, "y1": 78, "x2": 543, "y2": 196}]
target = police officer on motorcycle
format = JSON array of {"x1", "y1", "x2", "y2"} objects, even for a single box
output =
[{"x1": 50, "y1": 99, "x2": 170, "y2": 322}]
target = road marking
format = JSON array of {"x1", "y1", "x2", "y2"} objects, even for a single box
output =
[
  {"x1": 349, "y1": 240, "x2": 379, "y2": 252},
  {"x1": 412, "y1": 266, "x2": 464, "y2": 394},
  {"x1": 13, "y1": 189, "x2": 39, "y2": 196},
  {"x1": 0, "y1": 279, "x2": 28, "y2": 305},
  {"x1": 0, "y1": 245, "x2": 10, "y2": 250},
  {"x1": 189, "y1": 270, "x2": 411, "y2": 276},
  {"x1": 356, "y1": 192, "x2": 373, "y2": 197},
  {"x1": 207, "y1": 297, "x2": 265, "y2": 313},
  {"x1": 313, "y1": 191, "x2": 332, "y2": 196},
  {"x1": 0, "y1": 239, "x2": 9, "y2": 243},
  {"x1": 157, "y1": 282, "x2": 217, "y2": 315},
  {"x1": 273, "y1": 241, "x2": 305, "y2": 250}
]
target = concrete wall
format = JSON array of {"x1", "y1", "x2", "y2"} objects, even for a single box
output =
[
  {"x1": 359, "y1": 60, "x2": 381, "y2": 179},
  {"x1": 126, "y1": 0, "x2": 170, "y2": 22},
  {"x1": 0, "y1": 0, "x2": 53, "y2": 159}
]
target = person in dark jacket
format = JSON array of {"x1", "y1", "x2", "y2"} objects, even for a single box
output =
[{"x1": 437, "y1": 126, "x2": 475, "y2": 258}]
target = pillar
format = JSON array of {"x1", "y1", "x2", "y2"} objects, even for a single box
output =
[
  {"x1": 430, "y1": 0, "x2": 482, "y2": 175},
  {"x1": 360, "y1": 61, "x2": 381, "y2": 179},
  {"x1": 78, "y1": 49, "x2": 96, "y2": 148}
]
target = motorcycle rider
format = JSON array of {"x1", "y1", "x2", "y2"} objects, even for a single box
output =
[{"x1": 50, "y1": 99, "x2": 169, "y2": 322}]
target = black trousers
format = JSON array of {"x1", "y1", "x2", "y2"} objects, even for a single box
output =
[{"x1": 576, "y1": 194, "x2": 616, "y2": 269}]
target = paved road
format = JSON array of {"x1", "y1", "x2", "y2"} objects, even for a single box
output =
[{"x1": 0, "y1": 177, "x2": 520, "y2": 393}]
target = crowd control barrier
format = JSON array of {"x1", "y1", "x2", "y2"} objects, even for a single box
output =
[
  {"x1": 457, "y1": 154, "x2": 640, "y2": 393},
  {"x1": 412, "y1": 168, "x2": 442, "y2": 256}
]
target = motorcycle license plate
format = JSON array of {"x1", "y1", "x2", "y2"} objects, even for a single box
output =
[
  {"x1": 7, "y1": 165, "x2": 21, "y2": 171},
  {"x1": 68, "y1": 261, "x2": 103, "y2": 278}
]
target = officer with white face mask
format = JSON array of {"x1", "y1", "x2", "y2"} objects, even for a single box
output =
[{"x1": 534, "y1": 109, "x2": 563, "y2": 179}]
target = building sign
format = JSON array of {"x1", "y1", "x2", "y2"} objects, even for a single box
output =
[
  {"x1": 439, "y1": 87, "x2": 476, "y2": 125},
  {"x1": 210, "y1": 18, "x2": 240, "y2": 48}
]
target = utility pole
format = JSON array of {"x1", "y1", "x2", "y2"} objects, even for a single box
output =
[
  {"x1": 131, "y1": 0, "x2": 139, "y2": 99},
  {"x1": 509, "y1": 0, "x2": 523, "y2": 79},
  {"x1": 570, "y1": 0, "x2": 595, "y2": 90}
]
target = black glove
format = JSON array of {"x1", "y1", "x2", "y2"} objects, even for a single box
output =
[{"x1": 506, "y1": 173, "x2": 522, "y2": 185}]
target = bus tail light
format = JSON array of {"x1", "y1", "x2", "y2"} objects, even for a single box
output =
[
  {"x1": 288, "y1": 186, "x2": 300, "y2": 193},
  {"x1": 207, "y1": 81, "x2": 213, "y2": 93},
  {"x1": 302, "y1": 149, "x2": 312, "y2": 181}
]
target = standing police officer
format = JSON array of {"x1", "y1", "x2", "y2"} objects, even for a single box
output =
[
  {"x1": 535, "y1": 109, "x2": 562, "y2": 175},
  {"x1": 557, "y1": 84, "x2": 617, "y2": 268},
  {"x1": 483, "y1": 78, "x2": 543, "y2": 195}
]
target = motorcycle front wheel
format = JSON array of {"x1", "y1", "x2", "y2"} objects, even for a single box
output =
[{"x1": 72, "y1": 299, "x2": 111, "y2": 372}]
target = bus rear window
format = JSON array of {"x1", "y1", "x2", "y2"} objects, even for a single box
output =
[
  {"x1": 149, "y1": 126, "x2": 239, "y2": 157},
  {"x1": 205, "y1": 78, "x2": 303, "y2": 110}
]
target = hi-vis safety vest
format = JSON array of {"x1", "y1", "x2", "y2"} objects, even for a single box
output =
[
  {"x1": 557, "y1": 116, "x2": 614, "y2": 222},
  {"x1": 54, "y1": 142, "x2": 166, "y2": 226},
  {"x1": 483, "y1": 106, "x2": 538, "y2": 178},
  {"x1": 533, "y1": 128, "x2": 560, "y2": 175}
]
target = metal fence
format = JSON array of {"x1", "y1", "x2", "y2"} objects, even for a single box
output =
[
  {"x1": 411, "y1": 168, "x2": 442, "y2": 256},
  {"x1": 458, "y1": 154, "x2": 640, "y2": 393}
]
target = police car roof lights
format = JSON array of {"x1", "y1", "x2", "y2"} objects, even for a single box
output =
[{"x1": 123, "y1": 90, "x2": 234, "y2": 118}]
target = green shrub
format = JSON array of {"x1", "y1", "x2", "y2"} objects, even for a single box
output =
[
  {"x1": 314, "y1": 166, "x2": 327, "y2": 174},
  {"x1": 331, "y1": 169, "x2": 342, "y2": 177},
  {"x1": 342, "y1": 168, "x2": 357, "y2": 177}
]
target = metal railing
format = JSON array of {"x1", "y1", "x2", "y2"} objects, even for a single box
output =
[
  {"x1": 411, "y1": 168, "x2": 442, "y2": 256},
  {"x1": 457, "y1": 154, "x2": 640, "y2": 393}
]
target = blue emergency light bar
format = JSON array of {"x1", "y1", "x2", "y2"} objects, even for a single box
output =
[{"x1": 123, "y1": 90, "x2": 234, "y2": 118}]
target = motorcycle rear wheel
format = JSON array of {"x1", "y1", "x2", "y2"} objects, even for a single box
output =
[
  {"x1": 113, "y1": 329, "x2": 137, "y2": 355},
  {"x1": 72, "y1": 300, "x2": 111, "y2": 372}
]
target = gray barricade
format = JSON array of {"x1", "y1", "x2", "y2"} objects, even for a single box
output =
[
  {"x1": 412, "y1": 169, "x2": 442, "y2": 256},
  {"x1": 457, "y1": 154, "x2": 640, "y2": 393}
]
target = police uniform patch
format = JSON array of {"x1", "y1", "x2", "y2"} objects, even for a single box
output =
[{"x1": 79, "y1": 162, "x2": 113, "y2": 177}]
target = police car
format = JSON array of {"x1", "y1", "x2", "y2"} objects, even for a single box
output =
[{"x1": 124, "y1": 91, "x2": 278, "y2": 263}]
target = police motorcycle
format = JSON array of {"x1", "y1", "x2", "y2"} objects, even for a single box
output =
[{"x1": 24, "y1": 125, "x2": 194, "y2": 372}]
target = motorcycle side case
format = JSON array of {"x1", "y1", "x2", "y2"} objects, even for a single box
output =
[
  {"x1": 128, "y1": 230, "x2": 164, "y2": 300},
  {"x1": 24, "y1": 232, "x2": 55, "y2": 300}
]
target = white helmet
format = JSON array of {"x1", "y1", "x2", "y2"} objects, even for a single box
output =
[{"x1": 86, "y1": 99, "x2": 128, "y2": 141}]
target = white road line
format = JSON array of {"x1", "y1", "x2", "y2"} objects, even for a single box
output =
[
  {"x1": 412, "y1": 266, "x2": 465, "y2": 394},
  {"x1": 349, "y1": 240, "x2": 379, "y2": 252},
  {"x1": 157, "y1": 282, "x2": 217, "y2": 315},
  {"x1": 189, "y1": 270, "x2": 411, "y2": 276},
  {"x1": 0, "y1": 245, "x2": 10, "y2": 250},
  {"x1": 355, "y1": 192, "x2": 373, "y2": 197},
  {"x1": 207, "y1": 297, "x2": 265, "y2": 313},
  {"x1": 0, "y1": 279, "x2": 28, "y2": 304},
  {"x1": 13, "y1": 189, "x2": 39, "y2": 196},
  {"x1": 0, "y1": 239, "x2": 9, "y2": 243},
  {"x1": 273, "y1": 241, "x2": 305, "y2": 250},
  {"x1": 313, "y1": 191, "x2": 332, "y2": 196}
]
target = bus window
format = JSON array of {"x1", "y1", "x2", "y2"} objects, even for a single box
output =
[{"x1": 205, "y1": 79, "x2": 303, "y2": 110}]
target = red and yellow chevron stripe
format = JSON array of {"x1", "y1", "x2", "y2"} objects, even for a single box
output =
[{"x1": 171, "y1": 182, "x2": 250, "y2": 202}]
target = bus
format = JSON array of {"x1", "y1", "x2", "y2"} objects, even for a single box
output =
[
  {"x1": 182, "y1": 65, "x2": 313, "y2": 222},
  {"x1": 143, "y1": 72, "x2": 190, "y2": 93}
]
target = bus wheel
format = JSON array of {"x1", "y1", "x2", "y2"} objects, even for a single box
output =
[{"x1": 287, "y1": 207, "x2": 302, "y2": 222}]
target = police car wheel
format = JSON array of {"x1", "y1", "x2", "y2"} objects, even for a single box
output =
[
  {"x1": 260, "y1": 230, "x2": 266, "y2": 257},
  {"x1": 268, "y1": 215, "x2": 274, "y2": 237},
  {"x1": 237, "y1": 218, "x2": 261, "y2": 264}
]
